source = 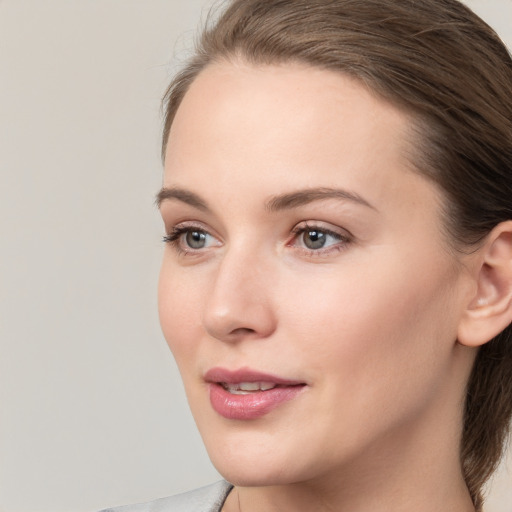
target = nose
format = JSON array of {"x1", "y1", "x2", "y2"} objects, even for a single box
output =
[{"x1": 202, "y1": 247, "x2": 277, "y2": 343}]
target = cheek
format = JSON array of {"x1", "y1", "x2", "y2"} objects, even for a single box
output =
[
  {"x1": 281, "y1": 251, "x2": 461, "y2": 412},
  {"x1": 158, "y1": 260, "x2": 205, "y2": 367}
]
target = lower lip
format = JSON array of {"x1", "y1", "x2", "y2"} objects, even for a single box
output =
[{"x1": 208, "y1": 383, "x2": 306, "y2": 420}]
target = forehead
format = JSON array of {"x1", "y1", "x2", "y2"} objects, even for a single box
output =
[
  {"x1": 164, "y1": 61, "x2": 430, "y2": 213},
  {"x1": 167, "y1": 61, "x2": 413, "y2": 162}
]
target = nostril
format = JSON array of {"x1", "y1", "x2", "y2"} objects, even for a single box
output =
[{"x1": 230, "y1": 327, "x2": 257, "y2": 336}]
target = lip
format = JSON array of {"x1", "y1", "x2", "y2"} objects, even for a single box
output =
[{"x1": 204, "y1": 367, "x2": 307, "y2": 420}]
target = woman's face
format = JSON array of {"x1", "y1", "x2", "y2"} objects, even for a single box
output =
[{"x1": 158, "y1": 62, "x2": 475, "y2": 486}]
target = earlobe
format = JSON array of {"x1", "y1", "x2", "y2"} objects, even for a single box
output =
[{"x1": 458, "y1": 221, "x2": 512, "y2": 348}]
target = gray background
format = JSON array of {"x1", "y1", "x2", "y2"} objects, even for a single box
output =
[{"x1": 0, "y1": 1, "x2": 510, "y2": 511}]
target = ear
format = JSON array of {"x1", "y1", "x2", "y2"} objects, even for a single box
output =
[{"x1": 457, "y1": 221, "x2": 512, "y2": 347}]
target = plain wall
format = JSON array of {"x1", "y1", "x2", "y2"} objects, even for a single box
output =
[{"x1": 0, "y1": 1, "x2": 511, "y2": 511}]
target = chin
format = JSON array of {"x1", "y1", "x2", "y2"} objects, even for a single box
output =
[
  {"x1": 203, "y1": 432, "x2": 327, "y2": 488},
  {"x1": 213, "y1": 459, "x2": 299, "y2": 487},
  {"x1": 206, "y1": 440, "x2": 284, "y2": 484}
]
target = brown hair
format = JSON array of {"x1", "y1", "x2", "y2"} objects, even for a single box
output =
[{"x1": 161, "y1": 0, "x2": 512, "y2": 508}]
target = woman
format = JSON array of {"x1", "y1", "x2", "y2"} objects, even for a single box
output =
[{"x1": 104, "y1": 0, "x2": 512, "y2": 510}]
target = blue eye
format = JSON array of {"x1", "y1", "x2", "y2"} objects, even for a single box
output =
[
  {"x1": 291, "y1": 224, "x2": 350, "y2": 253},
  {"x1": 185, "y1": 229, "x2": 209, "y2": 249},
  {"x1": 301, "y1": 229, "x2": 332, "y2": 249},
  {"x1": 163, "y1": 226, "x2": 219, "y2": 252}
]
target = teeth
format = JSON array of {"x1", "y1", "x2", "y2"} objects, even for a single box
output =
[
  {"x1": 258, "y1": 382, "x2": 276, "y2": 391},
  {"x1": 222, "y1": 382, "x2": 276, "y2": 394}
]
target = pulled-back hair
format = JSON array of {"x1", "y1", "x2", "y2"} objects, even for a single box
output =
[{"x1": 161, "y1": 1, "x2": 512, "y2": 509}]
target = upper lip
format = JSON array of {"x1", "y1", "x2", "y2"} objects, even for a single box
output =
[{"x1": 204, "y1": 366, "x2": 305, "y2": 386}]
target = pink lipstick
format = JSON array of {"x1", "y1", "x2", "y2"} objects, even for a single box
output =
[{"x1": 205, "y1": 367, "x2": 306, "y2": 420}]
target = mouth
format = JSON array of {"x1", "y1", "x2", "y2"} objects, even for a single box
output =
[
  {"x1": 220, "y1": 381, "x2": 287, "y2": 394},
  {"x1": 204, "y1": 367, "x2": 307, "y2": 420}
]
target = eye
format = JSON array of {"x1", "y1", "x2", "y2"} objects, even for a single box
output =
[
  {"x1": 290, "y1": 223, "x2": 351, "y2": 254},
  {"x1": 163, "y1": 224, "x2": 220, "y2": 253},
  {"x1": 184, "y1": 229, "x2": 209, "y2": 249},
  {"x1": 300, "y1": 228, "x2": 332, "y2": 250}
]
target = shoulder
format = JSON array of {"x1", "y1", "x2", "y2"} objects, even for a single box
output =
[{"x1": 99, "y1": 481, "x2": 233, "y2": 512}]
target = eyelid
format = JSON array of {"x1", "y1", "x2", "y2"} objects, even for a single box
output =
[
  {"x1": 291, "y1": 220, "x2": 353, "y2": 239},
  {"x1": 163, "y1": 221, "x2": 222, "y2": 255},
  {"x1": 288, "y1": 221, "x2": 353, "y2": 255}
]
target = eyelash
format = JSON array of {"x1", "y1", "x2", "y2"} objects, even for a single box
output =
[
  {"x1": 289, "y1": 223, "x2": 352, "y2": 256},
  {"x1": 162, "y1": 225, "x2": 210, "y2": 256},
  {"x1": 162, "y1": 222, "x2": 353, "y2": 257}
]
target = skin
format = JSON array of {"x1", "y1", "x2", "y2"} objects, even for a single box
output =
[{"x1": 158, "y1": 62, "x2": 479, "y2": 512}]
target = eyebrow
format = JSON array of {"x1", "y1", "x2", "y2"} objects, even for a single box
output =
[
  {"x1": 156, "y1": 187, "x2": 210, "y2": 210},
  {"x1": 156, "y1": 186, "x2": 376, "y2": 212},
  {"x1": 266, "y1": 187, "x2": 377, "y2": 212}
]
